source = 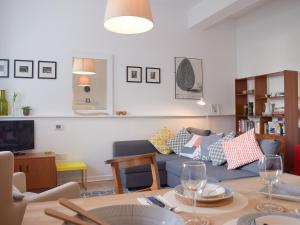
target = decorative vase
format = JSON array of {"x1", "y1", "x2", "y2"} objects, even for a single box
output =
[
  {"x1": 0, "y1": 90, "x2": 8, "y2": 116},
  {"x1": 264, "y1": 102, "x2": 272, "y2": 115},
  {"x1": 11, "y1": 102, "x2": 15, "y2": 115}
]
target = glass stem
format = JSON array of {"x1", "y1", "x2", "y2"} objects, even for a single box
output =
[
  {"x1": 193, "y1": 191, "x2": 197, "y2": 220},
  {"x1": 268, "y1": 182, "x2": 273, "y2": 203}
]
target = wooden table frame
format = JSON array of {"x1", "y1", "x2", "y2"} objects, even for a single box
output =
[{"x1": 21, "y1": 174, "x2": 300, "y2": 225}]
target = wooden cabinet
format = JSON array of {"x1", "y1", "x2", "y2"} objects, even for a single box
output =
[
  {"x1": 14, "y1": 153, "x2": 57, "y2": 191},
  {"x1": 235, "y1": 70, "x2": 299, "y2": 173}
]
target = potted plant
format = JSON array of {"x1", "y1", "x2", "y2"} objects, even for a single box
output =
[{"x1": 22, "y1": 106, "x2": 32, "y2": 116}]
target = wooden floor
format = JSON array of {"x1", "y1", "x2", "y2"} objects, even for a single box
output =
[{"x1": 80, "y1": 180, "x2": 114, "y2": 192}]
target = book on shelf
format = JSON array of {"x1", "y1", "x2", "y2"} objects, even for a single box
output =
[{"x1": 238, "y1": 119, "x2": 260, "y2": 134}]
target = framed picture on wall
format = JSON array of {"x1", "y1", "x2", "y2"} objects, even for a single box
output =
[
  {"x1": 14, "y1": 60, "x2": 34, "y2": 78},
  {"x1": 146, "y1": 67, "x2": 160, "y2": 83},
  {"x1": 38, "y1": 61, "x2": 57, "y2": 79},
  {"x1": 175, "y1": 57, "x2": 203, "y2": 99},
  {"x1": 0, "y1": 59, "x2": 9, "y2": 78},
  {"x1": 126, "y1": 66, "x2": 142, "y2": 83}
]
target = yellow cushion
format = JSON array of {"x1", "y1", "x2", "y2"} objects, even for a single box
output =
[
  {"x1": 56, "y1": 161, "x2": 87, "y2": 172},
  {"x1": 149, "y1": 127, "x2": 175, "y2": 155}
]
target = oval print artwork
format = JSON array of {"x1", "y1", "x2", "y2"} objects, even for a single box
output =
[
  {"x1": 176, "y1": 58, "x2": 195, "y2": 91},
  {"x1": 175, "y1": 57, "x2": 203, "y2": 99}
]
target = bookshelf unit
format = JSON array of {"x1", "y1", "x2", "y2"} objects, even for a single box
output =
[{"x1": 235, "y1": 70, "x2": 299, "y2": 173}]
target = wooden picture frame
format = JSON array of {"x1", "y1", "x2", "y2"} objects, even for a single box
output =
[
  {"x1": 0, "y1": 59, "x2": 9, "y2": 78},
  {"x1": 14, "y1": 60, "x2": 34, "y2": 78},
  {"x1": 126, "y1": 66, "x2": 142, "y2": 83},
  {"x1": 146, "y1": 67, "x2": 160, "y2": 84},
  {"x1": 38, "y1": 61, "x2": 57, "y2": 79}
]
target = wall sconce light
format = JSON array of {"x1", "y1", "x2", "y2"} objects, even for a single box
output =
[
  {"x1": 197, "y1": 97, "x2": 206, "y2": 106},
  {"x1": 77, "y1": 76, "x2": 91, "y2": 93},
  {"x1": 73, "y1": 58, "x2": 96, "y2": 75},
  {"x1": 104, "y1": 0, "x2": 153, "y2": 34}
]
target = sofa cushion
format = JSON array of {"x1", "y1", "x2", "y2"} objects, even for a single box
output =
[
  {"x1": 240, "y1": 139, "x2": 281, "y2": 173},
  {"x1": 166, "y1": 158, "x2": 258, "y2": 184},
  {"x1": 180, "y1": 134, "x2": 201, "y2": 159},
  {"x1": 208, "y1": 132, "x2": 235, "y2": 166},
  {"x1": 187, "y1": 127, "x2": 211, "y2": 136},
  {"x1": 113, "y1": 140, "x2": 157, "y2": 157},
  {"x1": 223, "y1": 129, "x2": 263, "y2": 170},
  {"x1": 167, "y1": 128, "x2": 191, "y2": 154},
  {"x1": 200, "y1": 133, "x2": 224, "y2": 161},
  {"x1": 121, "y1": 153, "x2": 179, "y2": 174},
  {"x1": 149, "y1": 127, "x2": 175, "y2": 155}
]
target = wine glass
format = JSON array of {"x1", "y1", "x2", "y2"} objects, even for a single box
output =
[
  {"x1": 257, "y1": 154, "x2": 284, "y2": 212},
  {"x1": 181, "y1": 161, "x2": 207, "y2": 225}
]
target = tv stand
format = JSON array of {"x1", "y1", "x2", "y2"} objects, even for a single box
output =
[
  {"x1": 14, "y1": 153, "x2": 57, "y2": 191},
  {"x1": 13, "y1": 152, "x2": 26, "y2": 156}
]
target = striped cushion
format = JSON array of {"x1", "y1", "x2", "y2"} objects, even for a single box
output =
[{"x1": 223, "y1": 129, "x2": 263, "y2": 170}]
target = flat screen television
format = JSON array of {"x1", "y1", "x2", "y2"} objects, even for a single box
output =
[{"x1": 0, "y1": 120, "x2": 34, "y2": 153}]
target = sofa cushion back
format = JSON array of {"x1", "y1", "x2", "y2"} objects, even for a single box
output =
[
  {"x1": 113, "y1": 140, "x2": 157, "y2": 157},
  {"x1": 240, "y1": 139, "x2": 281, "y2": 173}
]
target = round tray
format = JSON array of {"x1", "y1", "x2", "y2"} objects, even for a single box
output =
[{"x1": 174, "y1": 184, "x2": 234, "y2": 208}]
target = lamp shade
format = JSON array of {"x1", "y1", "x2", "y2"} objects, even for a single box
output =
[
  {"x1": 73, "y1": 58, "x2": 96, "y2": 75},
  {"x1": 77, "y1": 76, "x2": 91, "y2": 86},
  {"x1": 104, "y1": 0, "x2": 153, "y2": 34}
]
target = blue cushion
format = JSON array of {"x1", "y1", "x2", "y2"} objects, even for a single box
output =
[
  {"x1": 166, "y1": 158, "x2": 258, "y2": 185},
  {"x1": 200, "y1": 133, "x2": 223, "y2": 161},
  {"x1": 240, "y1": 139, "x2": 281, "y2": 173},
  {"x1": 121, "y1": 153, "x2": 179, "y2": 174},
  {"x1": 186, "y1": 127, "x2": 211, "y2": 136},
  {"x1": 113, "y1": 140, "x2": 156, "y2": 157}
]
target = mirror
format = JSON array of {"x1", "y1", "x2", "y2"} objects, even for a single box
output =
[{"x1": 72, "y1": 56, "x2": 113, "y2": 115}]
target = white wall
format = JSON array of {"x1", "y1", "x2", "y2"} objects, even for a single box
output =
[
  {"x1": 0, "y1": 0, "x2": 236, "y2": 182},
  {"x1": 236, "y1": 0, "x2": 300, "y2": 77}
]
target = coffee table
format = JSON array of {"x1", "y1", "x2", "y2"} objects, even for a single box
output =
[{"x1": 21, "y1": 173, "x2": 300, "y2": 225}]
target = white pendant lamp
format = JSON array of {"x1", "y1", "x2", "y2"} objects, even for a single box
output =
[
  {"x1": 73, "y1": 58, "x2": 96, "y2": 75},
  {"x1": 104, "y1": 0, "x2": 153, "y2": 34}
]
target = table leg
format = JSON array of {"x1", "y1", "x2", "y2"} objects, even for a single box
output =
[{"x1": 81, "y1": 170, "x2": 87, "y2": 190}]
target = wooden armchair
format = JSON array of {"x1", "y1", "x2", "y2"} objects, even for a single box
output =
[
  {"x1": 0, "y1": 152, "x2": 26, "y2": 225},
  {"x1": 105, "y1": 153, "x2": 160, "y2": 194}
]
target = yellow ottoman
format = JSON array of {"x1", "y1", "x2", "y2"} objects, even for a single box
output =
[{"x1": 56, "y1": 161, "x2": 88, "y2": 190}]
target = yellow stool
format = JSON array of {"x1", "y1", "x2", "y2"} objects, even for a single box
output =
[{"x1": 56, "y1": 161, "x2": 88, "y2": 190}]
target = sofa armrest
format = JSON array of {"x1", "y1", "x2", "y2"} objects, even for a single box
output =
[
  {"x1": 25, "y1": 182, "x2": 80, "y2": 203},
  {"x1": 13, "y1": 172, "x2": 27, "y2": 193},
  {"x1": 113, "y1": 140, "x2": 157, "y2": 157}
]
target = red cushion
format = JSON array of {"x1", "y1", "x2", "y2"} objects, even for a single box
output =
[{"x1": 223, "y1": 129, "x2": 263, "y2": 170}]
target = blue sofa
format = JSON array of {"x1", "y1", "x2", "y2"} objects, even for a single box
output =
[{"x1": 113, "y1": 138, "x2": 280, "y2": 189}]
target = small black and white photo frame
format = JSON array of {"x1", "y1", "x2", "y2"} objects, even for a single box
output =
[
  {"x1": 38, "y1": 61, "x2": 57, "y2": 79},
  {"x1": 126, "y1": 66, "x2": 142, "y2": 83},
  {"x1": 146, "y1": 67, "x2": 160, "y2": 83},
  {"x1": 0, "y1": 59, "x2": 9, "y2": 78},
  {"x1": 210, "y1": 104, "x2": 221, "y2": 115},
  {"x1": 14, "y1": 60, "x2": 34, "y2": 78}
]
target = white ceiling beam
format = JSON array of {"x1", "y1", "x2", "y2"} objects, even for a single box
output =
[{"x1": 187, "y1": 0, "x2": 267, "y2": 30}]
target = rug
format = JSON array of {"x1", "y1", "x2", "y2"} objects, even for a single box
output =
[
  {"x1": 80, "y1": 189, "x2": 115, "y2": 198},
  {"x1": 80, "y1": 189, "x2": 129, "y2": 198}
]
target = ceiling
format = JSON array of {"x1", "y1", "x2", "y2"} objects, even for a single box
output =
[{"x1": 150, "y1": 0, "x2": 202, "y2": 10}]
